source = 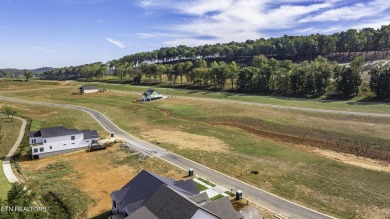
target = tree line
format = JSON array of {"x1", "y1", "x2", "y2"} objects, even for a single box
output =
[
  {"x1": 116, "y1": 24, "x2": 390, "y2": 66},
  {"x1": 36, "y1": 24, "x2": 390, "y2": 99}
]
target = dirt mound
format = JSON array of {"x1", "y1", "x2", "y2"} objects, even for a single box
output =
[{"x1": 210, "y1": 122, "x2": 390, "y2": 162}]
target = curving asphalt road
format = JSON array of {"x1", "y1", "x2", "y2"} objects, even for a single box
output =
[{"x1": 0, "y1": 95, "x2": 335, "y2": 219}]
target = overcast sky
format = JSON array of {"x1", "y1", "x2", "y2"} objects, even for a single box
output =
[{"x1": 1, "y1": 0, "x2": 390, "y2": 69}]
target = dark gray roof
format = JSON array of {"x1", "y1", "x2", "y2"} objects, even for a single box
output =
[
  {"x1": 108, "y1": 214, "x2": 125, "y2": 219},
  {"x1": 189, "y1": 192, "x2": 211, "y2": 206},
  {"x1": 173, "y1": 179, "x2": 199, "y2": 195},
  {"x1": 125, "y1": 206, "x2": 158, "y2": 219},
  {"x1": 203, "y1": 197, "x2": 244, "y2": 219},
  {"x1": 126, "y1": 185, "x2": 200, "y2": 219},
  {"x1": 111, "y1": 170, "x2": 174, "y2": 214},
  {"x1": 29, "y1": 131, "x2": 40, "y2": 138},
  {"x1": 123, "y1": 200, "x2": 144, "y2": 215},
  {"x1": 29, "y1": 126, "x2": 82, "y2": 138},
  {"x1": 111, "y1": 170, "x2": 199, "y2": 216},
  {"x1": 143, "y1": 90, "x2": 160, "y2": 96},
  {"x1": 79, "y1": 85, "x2": 98, "y2": 90},
  {"x1": 82, "y1": 130, "x2": 99, "y2": 139}
]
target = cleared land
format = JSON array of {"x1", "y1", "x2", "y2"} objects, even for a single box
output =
[
  {"x1": 19, "y1": 145, "x2": 184, "y2": 218},
  {"x1": 1, "y1": 80, "x2": 390, "y2": 218}
]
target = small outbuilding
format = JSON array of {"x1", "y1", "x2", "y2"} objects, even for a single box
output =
[
  {"x1": 142, "y1": 90, "x2": 163, "y2": 101},
  {"x1": 79, "y1": 85, "x2": 99, "y2": 94}
]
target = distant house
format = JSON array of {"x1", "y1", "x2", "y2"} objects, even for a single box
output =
[
  {"x1": 110, "y1": 170, "x2": 243, "y2": 219},
  {"x1": 79, "y1": 85, "x2": 99, "y2": 94},
  {"x1": 141, "y1": 90, "x2": 163, "y2": 101},
  {"x1": 29, "y1": 126, "x2": 99, "y2": 159}
]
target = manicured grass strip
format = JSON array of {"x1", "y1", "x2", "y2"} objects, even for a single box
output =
[
  {"x1": 210, "y1": 194, "x2": 225, "y2": 201},
  {"x1": 224, "y1": 191, "x2": 234, "y2": 197},
  {"x1": 198, "y1": 177, "x2": 216, "y2": 187},
  {"x1": 195, "y1": 182, "x2": 208, "y2": 192}
]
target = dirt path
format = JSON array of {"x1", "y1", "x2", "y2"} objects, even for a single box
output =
[
  {"x1": 2, "y1": 116, "x2": 26, "y2": 183},
  {"x1": 0, "y1": 87, "x2": 70, "y2": 93}
]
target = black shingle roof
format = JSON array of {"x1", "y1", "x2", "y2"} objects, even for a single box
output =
[
  {"x1": 189, "y1": 192, "x2": 211, "y2": 206},
  {"x1": 125, "y1": 206, "x2": 158, "y2": 219},
  {"x1": 173, "y1": 179, "x2": 200, "y2": 195},
  {"x1": 203, "y1": 197, "x2": 244, "y2": 219},
  {"x1": 140, "y1": 185, "x2": 200, "y2": 219},
  {"x1": 143, "y1": 90, "x2": 160, "y2": 96},
  {"x1": 79, "y1": 85, "x2": 98, "y2": 90},
  {"x1": 29, "y1": 126, "x2": 82, "y2": 138},
  {"x1": 111, "y1": 170, "x2": 199, "y2": 216},
  {"x1": 29, "y1": 131, "x2": 41, "y2": 138},
  {"x1": 82, "y1": 130, "x2": 99, "y2": 139},
  {"x1": 113, "y1": 170, "x2": 242, "y2": 219}
]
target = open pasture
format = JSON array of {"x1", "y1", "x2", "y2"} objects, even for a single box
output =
[{"x1": 1, "y1": 80, "x2": 390, "y2": 218}]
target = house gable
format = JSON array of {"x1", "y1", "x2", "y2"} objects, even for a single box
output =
[
  {"x1": 111, "y1": 170, "x2": 242, "y2": 219},
  {"x1": 111, "y1": 170, "x2": 198, "y2": 216}
]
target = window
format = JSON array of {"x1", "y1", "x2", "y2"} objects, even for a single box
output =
[
  {"x1": 49, "y1": 146, "x2": 52, "y2": 149},
  {"x1": 44, "y1": 139, "x2": 46, "y2": 143},
  {"x1": 40, "y1": 147, "x2": 44, "y2": 152},
  {"x1": 86, "y1": 141, "x2": 89, "y2": 142},
  {"x1": 31, "y1": 139, "x2": 36, "y2": 144},
  {"x1": 33, "y1": 148, "x2": 38, "y2": 153},
  {"x1": 112, "y1": 200, "x2": 117, "y2": 208},
  {"x1": 71, "y1": 136, "x2": 75, "y2": 140},
  {"x1": 63, "y1": 144, "x2": 66, "y2": 146},
  {"x1": 72, "y1": 143, "x2": 75, "y2": 145}
]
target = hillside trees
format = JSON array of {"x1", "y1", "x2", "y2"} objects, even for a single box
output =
[
  {"x1": 23, "y1": 70, "x2": 33, "y2": 81},
  {"x1": 1, "y1": 105, "x2": 18, "y2": 121},
  {"x1": 369, "y1": 63, "x2": 390, "y2": 98},
  {"x1": 334, "y1": 56, "x2": 364, "y2": 96},
  {"x1": 0, "y1": 183, "x2": 47, "y2": 219}
]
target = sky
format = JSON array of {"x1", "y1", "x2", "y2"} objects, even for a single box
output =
[{"x1": 1, "y1": 0, "x2": 390, "y2": 69}]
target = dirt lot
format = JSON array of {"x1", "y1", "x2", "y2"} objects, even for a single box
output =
[
  {"x1": 19, "y1": 145, "x2": 184, "y2": 218},
  {"x1": 141, "y1": 129, "x2": 230, "y2": 153}
]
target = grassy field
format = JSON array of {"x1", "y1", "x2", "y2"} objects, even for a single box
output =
[
  {"x1": 90, "y1": 82, "x2": 390, "y2": 114},
  {"x1": 1, "y1": 80, "x2": 390, "y2": 218},
  {"x1": 0, "y1": 117, "x2": 22, "y2": 200},
  {"x1": 0, "y1": 98, "x2": 193, "y2": 218}
]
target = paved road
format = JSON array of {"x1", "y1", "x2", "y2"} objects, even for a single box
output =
[
  {"x1": 2, "y1": 116, "x2": 27, "y2": 183},
  {"x1": 0, "y1": 95, "x2": 335, "y2": 219}
]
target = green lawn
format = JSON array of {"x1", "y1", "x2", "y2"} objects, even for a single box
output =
[
  {"x1": 195, "y1": 181, "x2": 208, "y2": 192},
  {"x1": 89, "y1": 82, "x2": 390, "y2": 114},
  {"x1": 198, "y1": 177, "x2": 216, "y2": 187},
  {"x1": 210, "y1": 194, "x2": 225, "y2": 201}
]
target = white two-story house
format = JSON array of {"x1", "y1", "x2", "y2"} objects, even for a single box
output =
[{"x1": 29, "y1": 126, "x2": 99, "y2": 159}]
